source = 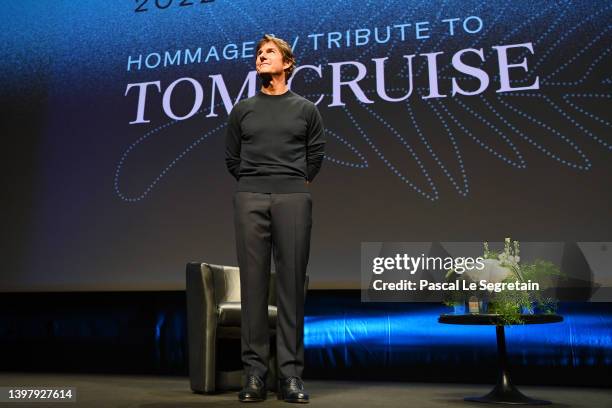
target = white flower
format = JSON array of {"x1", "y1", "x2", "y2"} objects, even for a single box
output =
[
  {"x1": 463, "y1": 258, "x2": 512, "y2": 284},
  {"x1": 486, "y1": 259, "x2": 513, "y2": 283}
]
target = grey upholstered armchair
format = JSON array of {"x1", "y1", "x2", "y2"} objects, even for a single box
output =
[{"x1": 186, "y1": 262, "x2": 308, "y2": 393}]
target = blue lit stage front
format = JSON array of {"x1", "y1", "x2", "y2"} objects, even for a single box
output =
[
  {"x1": 0, "y1": 291, "x2": 610, "y2": 387},
  {"x1": 302, "y1": 293, "x2": 612, "y2": 386}
]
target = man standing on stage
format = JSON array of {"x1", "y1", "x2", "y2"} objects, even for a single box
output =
[{"x1": 225, "y1": 34, "x2": 326, "y2": 403}]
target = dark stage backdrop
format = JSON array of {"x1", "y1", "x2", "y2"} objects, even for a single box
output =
[{"x1": 1, "y1": 1, "x2": 610, "y2": 291}]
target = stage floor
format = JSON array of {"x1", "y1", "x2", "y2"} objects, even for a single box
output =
[{"x1": 0, "y1": 373, "x2": 610, "y2": 407}]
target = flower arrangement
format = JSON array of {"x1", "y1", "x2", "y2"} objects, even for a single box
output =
[{"x1": 444, "y1": 238, "x2": 563, "y2": 325}]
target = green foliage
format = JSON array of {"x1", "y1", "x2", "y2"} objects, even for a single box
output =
[
  {"x1": 488, "y1": 289, "x2": 531, "y2": 325},
  {"x1": 443, "y1": 238, "x2": 563, "y2": 324},
  {"x1": 442, "y1": 286, "x2": 467, "y2": 307},
  {"x1": 519, "y1": 259, "x2": 564, "y2": 285}
]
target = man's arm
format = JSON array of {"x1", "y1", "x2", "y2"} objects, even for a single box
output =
[
  {"x1": 225, "y1": 104, "x2": 242, "y2": 181},
  {"x1": 305, "y1": 103, "x2": 326, "y2": 182}
]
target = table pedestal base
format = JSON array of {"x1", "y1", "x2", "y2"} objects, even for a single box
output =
[
  {"x1": 438, "y1": 314, "x2": 563, "y2": 405},
  {"x1": 464, "y1": 378, "x2": 550, "y2": 405},
  {"x1": 465, "y1": 325, "x2": 550, "y2": 405},
  {"x1": 465, "y1": 394, "x2": 550, "y2": 405}
]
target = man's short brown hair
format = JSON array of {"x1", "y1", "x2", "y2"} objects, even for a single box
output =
[{"x1": 255, "y1": 34, "x2": 296, "y2": 83}]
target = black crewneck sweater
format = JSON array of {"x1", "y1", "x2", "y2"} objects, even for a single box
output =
[{"x1": 225, "y1": 89, "x2": 326, "y2": 193}]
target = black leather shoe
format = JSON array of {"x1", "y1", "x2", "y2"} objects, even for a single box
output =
[
  {"x1": 238, "y1": 375, "x2": 266, "y2": 402},
  {"x1": 278, "y1": 376, "x2": 309, "y2": 403}
]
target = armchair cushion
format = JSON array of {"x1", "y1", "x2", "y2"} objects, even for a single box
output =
[{"x1": 218, "y1": 301, "x2": 278, "y2": 327}]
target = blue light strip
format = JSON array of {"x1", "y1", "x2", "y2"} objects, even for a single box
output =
[{"x1": 304, "y1": 304, "x2": 612, "y2": 368}]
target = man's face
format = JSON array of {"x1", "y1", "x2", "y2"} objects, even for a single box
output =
[{"x1": 256, "y1": 41, "x2": 290, "y2": 79}]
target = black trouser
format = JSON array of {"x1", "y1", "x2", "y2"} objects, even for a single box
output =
[{"x1": 233, "y1": 191, "x2": 312, "y2": 380}]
